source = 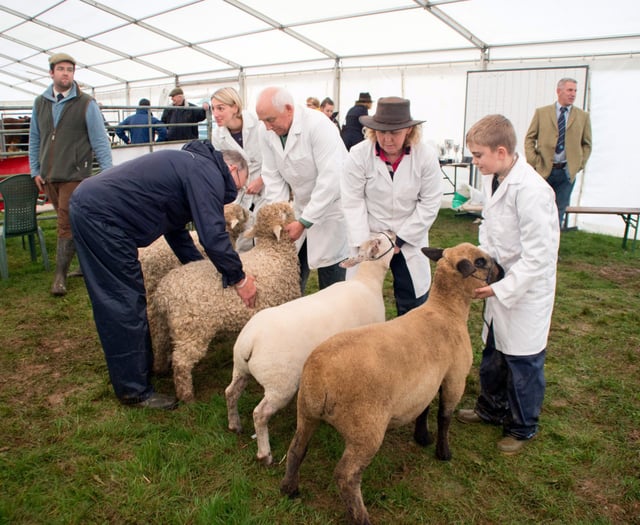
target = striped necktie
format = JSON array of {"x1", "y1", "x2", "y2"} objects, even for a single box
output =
[{"x1": 555, "y1": 106, "x2": 567, "y2": 154}]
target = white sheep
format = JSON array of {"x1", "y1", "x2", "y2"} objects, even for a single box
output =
[
  {"x1": 225, "y1": 231, "x2": 396, "y2": 465},
  {"x1": 149, "y1": 202, "x2": 301, "y2": 402},
  {"x1": 280, "y1": 242, "x2": 504, "y2": 525}
]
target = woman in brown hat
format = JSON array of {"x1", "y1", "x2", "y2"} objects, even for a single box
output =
[
  {"x1": 341, "y1": 96, "x2": 442, "y2": 316},
  {"x1": 340, "y1": 92, "x2": 372, "y2": 151}
]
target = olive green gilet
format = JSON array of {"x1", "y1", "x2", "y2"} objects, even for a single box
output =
[{"x1": 35, "y1": 91, "x2": 94, "y2": 182}]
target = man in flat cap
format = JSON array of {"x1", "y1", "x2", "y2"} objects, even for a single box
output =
[
  {"x1": 29, "y1": 52, "x2": 113, "y2": 296},
  {"x1": 161, "y1": 86, "x2": 206, "y2": 141}
]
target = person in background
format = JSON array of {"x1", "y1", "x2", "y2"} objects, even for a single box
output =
[
  {"x1": 209, "y1": 87, "x2": 264, "y2": 251},
  {"x1": 524, "y1": 78, "x2": 592, "y2": 226},
  {"x1": 69, "y1": 140, "x2": 256, "y2": 410},
  {"x1": 342, "y1": 96, "x2": 442, "y2": 316},
  {"x1": 341, "y1": 92, "x2": 372, "y2": 151},
  {"x1": 306, "y1": 97, "x2": 320, "y2": 110},
  {"x1": 320, "y1": 96, "x2": 340, "y2": 129},
  {"x1": 28, "y1": 52, "x2": 113, "y2": 297},
  {"x1": 457, "y1": 114, "x2": 559, "y2": 455},
  {"x1": 116, "y1": 98, "x2": 167, "y2": 144},
  {"x1": 161, "y1": 87, "x2": 206, "y2": 141},
  {"x1": 256, "y1": 86, "x2": 348, "y2": 293}
]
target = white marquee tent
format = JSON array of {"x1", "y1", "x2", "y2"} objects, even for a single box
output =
[{"x1": 1, "y1": 0, "x2": 639, "y2": 237}]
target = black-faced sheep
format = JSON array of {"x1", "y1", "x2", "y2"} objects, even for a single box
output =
[
  {"x1": 149, "y1": 202, "x2": 301, "y2": 402},
  {"x1": 280, "y1": 242, "x2": 503, "y2": 525},
  {"x1": 225, "y1": 231, "x2": 396, "y2": 465}
]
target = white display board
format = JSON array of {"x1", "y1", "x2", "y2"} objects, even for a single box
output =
[{"x1": 463, "y1": 66, "x2": 589, "y2": 157}]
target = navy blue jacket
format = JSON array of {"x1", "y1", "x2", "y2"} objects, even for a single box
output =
[
  {"x1": 341, "y1": 104, "x2": 369, "y2": 151},
  {"x1": 70, "y1": 140, "x2": 243, "y2": 285},
  {"x1": 116, "y1": 108, "x2": 167, "y2": 144}
]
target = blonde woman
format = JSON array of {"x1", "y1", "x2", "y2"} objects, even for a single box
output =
[
  {"x1": 210, "y1": 87, "x2": 264, "y2": 250},
  {"x1": 341, "y1": 97, "x2": 442, "y2": 316}
]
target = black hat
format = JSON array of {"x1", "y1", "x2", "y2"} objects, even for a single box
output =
[
  {"x1": 356, "y1": 92, "x2": 372, "y2": 104},
  {"x1": 139, "y1": 98, "x2": 150, "y2": 106},
  {"x1": 359, "y1": 97, "x2": 424, "y2": 131}
]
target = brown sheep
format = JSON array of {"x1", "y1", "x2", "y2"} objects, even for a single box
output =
[{"x1": 280, "y1": 242, "x2": 504, "y2": 525}]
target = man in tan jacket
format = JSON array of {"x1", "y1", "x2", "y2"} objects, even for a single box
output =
[{"x1": 525, "y1": 78, "x2": 592, "y2": 226}]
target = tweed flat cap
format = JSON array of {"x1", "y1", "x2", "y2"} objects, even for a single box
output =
[
  {"x1": 49, "y1": 53, "x2": 76, "y2": 67},
  {"x1": 169, "y1": 87, "x2": 184, "y2": 97}
]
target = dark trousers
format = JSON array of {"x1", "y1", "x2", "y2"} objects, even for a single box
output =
[
  {"x1": 70, "y1": 205, "x2": 154, "y2": 404},
  {"x1": 475, "y1": 325, "x2": 546, "y2": 440},
  {"x1": 390, "y1": 251, "x2": 428, "y2": 316},
  {"x1": 298, "y1": 239, "x2": 346, "y2": 294},
  {"x1": 547, "y1": 166, "x2": 575, "y2": 226}
]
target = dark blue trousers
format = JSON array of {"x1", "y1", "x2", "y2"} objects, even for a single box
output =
[
  {"x1": 390, "y1": 251, "x2": 427, "y2": 316},
  {"x1": 70, "y1": 205, "x2": 155, "y2": 404},
  {"x1": 298, "y1": 239, "x2": 346, "y2": 294},
  {"x1": 547, "y1": 166, "x2": 574, "y2": 226},
  {"x1": 475, "y1": 325, "x2": 546, "y2": 440}
]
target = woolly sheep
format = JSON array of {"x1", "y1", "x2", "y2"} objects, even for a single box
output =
[
  {"x1": 139, "y1": 203, "x2": 249, "y2": 297},
  {"x1": 280, "y1": 242, "x2": 504, "y2": 525},
  {"x1": 225, "y1": 231, "x2": 396, "y2": 465},
  {"x1": 149, "y1": 202, "x2": 301, "y2": 401}
]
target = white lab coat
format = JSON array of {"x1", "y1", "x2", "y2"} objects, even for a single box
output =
[
  {"x1": 342, "y1": 140, "x2": 442, "y2": 297},
  {"x1": 479, "y1": 155, "x2": 560, "y2": 356},
  {"x1": 211, "y1": 110, "x2": 265, "y2": 213},
  {"x1": 260, "y1": 106, "x2": 348, "y2": 269}
]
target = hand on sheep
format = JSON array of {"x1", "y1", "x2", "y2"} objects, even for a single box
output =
[
  {"x1": 285, "y1": 221, "x2": 305, "y2": 242},
  {"x1": 235, "y1": 274, "x2": 257, "y2": 308},
  {"x1": 473, "y1": 284, "x2": 495, "y2": 299}
]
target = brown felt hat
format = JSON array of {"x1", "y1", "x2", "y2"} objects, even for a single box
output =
[
  {"x1": 49, "y1": 53, "x2": 76, "y2": 67},
  {"x1": 359, "y1": 97, "x2": 424, "y2": 131},
  {"x1": 169, "y1": 87, "x2": 184, "y2": 97}
]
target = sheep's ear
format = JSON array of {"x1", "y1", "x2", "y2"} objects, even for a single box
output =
[
  {"x1": 229, "y1": 217, "x2": 239, "y2": 229},
  {"x1": 457, "y1": 259, "x2": 476, "y2": 278},
  {"x1": 272, "y1": 224, "x2": 283, "y2": 241},
  {"x1": 339, "y1": 256, "x2": 363, "y2": 268},
  {"x1": 422, "y1": 247, "x2": 444, "y2": 261}
]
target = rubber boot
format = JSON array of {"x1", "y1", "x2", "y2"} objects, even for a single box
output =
[{"x1": 51, "y1": 238, "x2": 76, "y2": 296}]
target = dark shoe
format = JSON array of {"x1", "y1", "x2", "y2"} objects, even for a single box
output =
[
  {"x1": 497, "y1": 435, "x2": 535, "y2": 455},
  {"x1": 130, "y1": 392, "x2": 178, "y2": 410},
  {"x1": 456, "y1": 409, "x2": 483, "y2": 424}
]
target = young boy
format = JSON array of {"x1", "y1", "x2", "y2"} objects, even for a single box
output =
[{"x1": 457, "y1": 114, "x2": 560, "y2": 454}]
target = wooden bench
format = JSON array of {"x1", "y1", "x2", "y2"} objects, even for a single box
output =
[{"x1": 563, "y1": 206, "x2": 640, "y2": 252}]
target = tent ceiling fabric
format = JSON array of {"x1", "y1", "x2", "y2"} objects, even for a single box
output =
[{"x1": 0, "y1": 0, "x2": 639, "y2": 102}]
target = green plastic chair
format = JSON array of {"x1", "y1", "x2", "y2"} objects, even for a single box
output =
[{"x1": 0, "y1": 173, "x2": 50, "y2": 279}]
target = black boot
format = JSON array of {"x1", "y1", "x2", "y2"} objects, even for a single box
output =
[{"x1": 51, "y1": 238, "x2": 76, "y2": 296}]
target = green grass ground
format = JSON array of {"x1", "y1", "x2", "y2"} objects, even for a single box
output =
[{"x1": 1, "y1": 210, "x2": 639, "y2": 524}]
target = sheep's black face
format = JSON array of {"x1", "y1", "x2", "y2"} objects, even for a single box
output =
[{"x1": 484, "y1": 257, "x2": 505, "y2": 284}]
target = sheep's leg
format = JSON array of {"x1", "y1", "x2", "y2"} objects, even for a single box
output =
[
  {"x1": 253, "y1": 396, "x2": 279, "y2": 465},
  {"x1": 225, "y1": 373, "x2": 249, "y2": 433},
  {"x1": 334, "y1": 437, "x2": 382, "y2": 525},
  {"x1": 413, "y1": 404, "x2": 434, "y2": 447},
  {"x1": 148, "y1": 300, "x2": 171, "y2": 374},
  {"x1": 436, "y1": 383, "x2": 461, "y2": 461},
  {"x1": 280, "y1": 415, "x2": 320, "y2": 497},
  {"x1": 172, "y1": 341, "x2": 208, "y2": 402}
]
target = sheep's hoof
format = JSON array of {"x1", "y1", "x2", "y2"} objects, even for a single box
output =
[
  {"x1": 257, "y1": 453, "x2": 273, "y2": 466},
  {"x1": 280, "y1": 482, "x2": 299, "y2": 498},
  {"x1": 413, "y1": 430, "x2": 434, "y2": 447},
  {"x1": 436, "y1": 449, "x2": 452, "y2": 461}
]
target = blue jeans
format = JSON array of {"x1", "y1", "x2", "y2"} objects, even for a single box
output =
[
  {"x1": 547, "y1": 166, "x2": 575, "y2": 227},
  {"x1": 474, "y1": 325, "x2": 546, "y2": 440}
]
